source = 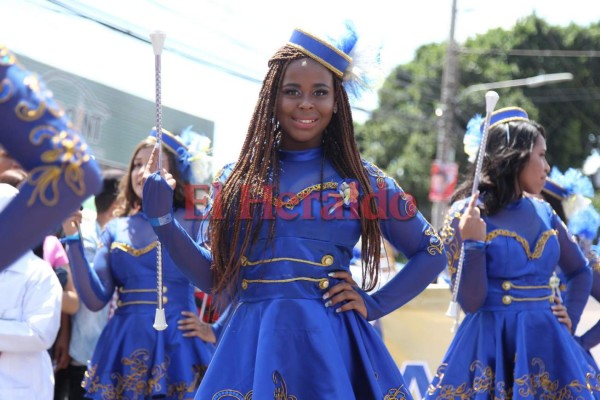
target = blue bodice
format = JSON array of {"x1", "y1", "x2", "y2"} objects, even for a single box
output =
[
  {"x1": 443, "y1": 196, "x2": 588, "y2": 313},
  {"x1": 106, "y1": 213, "x2": 198, "y2": 313},
  {"x1": 209, "y1": 147, "x2": 445, "y2": 314},
  {"x1": 428, "y1": 196, "x2": 597, "y2": 399}
]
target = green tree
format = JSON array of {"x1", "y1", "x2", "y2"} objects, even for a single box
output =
[{"x1": 356, "y1": 15, "x2": 600, "y2": 221}]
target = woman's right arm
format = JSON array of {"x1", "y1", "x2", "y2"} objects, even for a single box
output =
[
  {"x1": 143, "y1": 172, "x2": 213, "y2": 291},
  {"x1": 443, "y1": 195, "x2": 488, "y2": 313},
  {"x1": 63, "y1": 228, "x2": 115, "y2": 311}
]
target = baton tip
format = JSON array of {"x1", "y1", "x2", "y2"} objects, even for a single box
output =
[
  {"x1": 485, "y1": 91, "x2": 500, "y2": 112},
  {"x1": 150, "y1": 31, "x2": 167, "y2": 55}
]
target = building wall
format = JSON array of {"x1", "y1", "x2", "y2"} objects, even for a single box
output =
[{"x1": 18, "y1": 54, "x2": 214, "y2": 169}]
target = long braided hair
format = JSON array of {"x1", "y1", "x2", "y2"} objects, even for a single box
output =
[{"x1": 209, "y1": 44, "x2": 382, "y2": 296}]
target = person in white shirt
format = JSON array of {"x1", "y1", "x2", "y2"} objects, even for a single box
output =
[{"x1": 0, "y1": 183, "x2": 63, "y2": 400}]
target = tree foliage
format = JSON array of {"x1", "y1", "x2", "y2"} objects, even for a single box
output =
[{"x1": 355, "y1": 15, "x2": 600, "y2": 221}]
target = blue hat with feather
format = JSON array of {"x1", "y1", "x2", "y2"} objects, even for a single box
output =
[
  {"x1": 463, "y1": 107, "x2": 530, "y2": 163},
  {"x1": 149, "y1": 126, "x2": 212, "y2": 185},
  {"x1": 288, "y1": 29, "x2": 352, "y2": 79},
  {"x1": 545, "y1": 166, "x2": 594, "y2": 199},
  {"x1": 287, "y1": 21, "x2": 380, "y2": 99}
]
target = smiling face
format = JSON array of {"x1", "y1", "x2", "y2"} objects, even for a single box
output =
[
  {"x1": 276, "y1": 58, "x2": 335, "y2": 150},
  {"x1": 517, "y1": 134, "x2": 550, "y2": 196},
  {"x1": 130, "y1": 145, "x2": 170, "y2": 200}
]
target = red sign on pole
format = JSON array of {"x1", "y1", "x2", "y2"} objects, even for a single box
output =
[{"x1": 429, "y1": 161, "x2": 458, "y2": 202}]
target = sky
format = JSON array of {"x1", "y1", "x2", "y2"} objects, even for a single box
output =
[
  {"x1": 1, "y1": 0, "x2": 598, "y2": 166},
  {"x1": 39, "y1": 1, "x2": 600, "y2": 78}
]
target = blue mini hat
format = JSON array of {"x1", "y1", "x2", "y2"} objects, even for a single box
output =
[
  {"x1": 286, "y1": 21, "x2": 380, "y2": 99},
  {"x1": 150, "y1": 127, "x2": 187, "y2": 156},
  {"x1": 288, "y1": 29, "x2": 352, "y2": 78},
  {"x1": 543, "y1": 167, "x2": 597, "y2": 237},
  {"x1": 544, "y1": 166, "x2": 594, "y2": 200},
  {"x1": 487, "y1": 107, "x2": 529, "y2": 132},
  {"x1": 464, "y1": 107, "x2": 530, "y2": 162},
  {"x1": 149, "y1": 127, "x2": 211, "y2": 185},
  {"x1": 150, "y1": 127, "x2": 190, "y2": 179}
]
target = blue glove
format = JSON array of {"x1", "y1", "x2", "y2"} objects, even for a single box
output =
[
  {"x1": 575, "y1": 266, "x2": 600, "y2": 351},
  {"x1": 64, "y1": 233, "x2": 115, "y2": 311},
  {"x1": 456, "y1": 241, "x2": 488, "y2": 313},
  {"x1": 355, "y1": 176, "x2": 447, "y2": 321},
  {"x1": 142, "y1": 172, "x2": 174, "y2": 223},
  {"x1": 143, "y1": 173, "x2": 214, "y2": 291}
]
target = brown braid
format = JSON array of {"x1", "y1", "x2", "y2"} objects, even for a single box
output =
[
  {"x1": 209, "y1": 45, "x2": 382, "y2": 297},
  {"x1": 325, "y1": 80, "x2": 382, "y2": 292}
]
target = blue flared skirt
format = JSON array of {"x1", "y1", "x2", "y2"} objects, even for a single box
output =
[
  {"x1": 196, "y1": 297, "x2": 410, "y2": 400},
  {"x1": 83, "y1": 303, "x2": 215, "y2": 400},
  {"x1": 426, "y1": 303, "x2": 600, "y2": 399}
]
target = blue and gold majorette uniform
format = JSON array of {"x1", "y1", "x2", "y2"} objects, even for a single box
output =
[
  {"x1": 66, "y1": 208, "x2": 215, "y2": 399},
  {"x1": 427, "y1": 195, "x2": 600, "y2": 399},
  {"x1": 0, "y1": 46, "x2": 101, "y2": 269},
  {"x1": 143, "y1": 146, "x2": 447, "y2": 399}
]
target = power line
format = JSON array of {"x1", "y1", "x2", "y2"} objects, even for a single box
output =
[
  {"x1": 145, "y1": 0, "x2": 266, "y2": 56},
  {"x1": 460, "y1": 48, "x2": 600, "y2": 58},
  {"x1": 46, "y1": 0, "x2": 264, "y2": 84},
  {"x1": 43, "y1": 0, "x2": 380, "y2": 116}
]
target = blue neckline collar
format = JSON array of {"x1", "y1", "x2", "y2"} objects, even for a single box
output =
[
  {"x1": 506, "y1": 196, "x2": 527, "y2": 210},
  {"x1": 278, "y1": 146, "x2": 322, "y2": 162}
]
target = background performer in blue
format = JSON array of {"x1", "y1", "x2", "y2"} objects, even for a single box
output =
[
  {"x1": 428, "y1": 107, "x2": 599, "y2": 399},
  {"x1": 65, "y1": 131, "x2": 215, "y2": 399}
]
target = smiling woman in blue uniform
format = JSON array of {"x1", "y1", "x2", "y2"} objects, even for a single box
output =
[{"x1": 143, "y1": 26, "x2": 446, "y2": 399}]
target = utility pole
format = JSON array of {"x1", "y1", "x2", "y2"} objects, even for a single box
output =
[
  {"x1": 431, "y1": 0, "x2": 459, "y2": 230},
  {"x1": 428, "y1": 2, "x2": 573, "y2": 230}
]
